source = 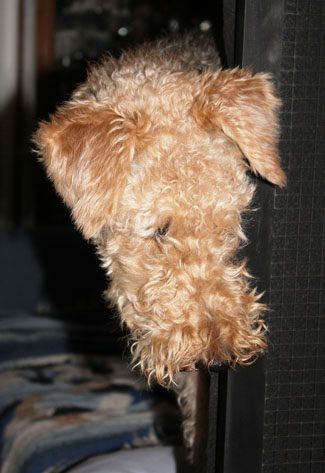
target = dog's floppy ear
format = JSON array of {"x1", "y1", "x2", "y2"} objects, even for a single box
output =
[
  {"x1": 192, "y1": 68, "x2": 286, "y2": 187},
  {"x1": 35, "y1": 105, "x2": 135, "y2": 239}
]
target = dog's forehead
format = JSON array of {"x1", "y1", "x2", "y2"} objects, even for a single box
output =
[{"x1": 117, "y1": 130, "x2": 249, "y2": 235}]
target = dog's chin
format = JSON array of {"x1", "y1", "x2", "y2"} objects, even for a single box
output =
[
  {"x1": 127, "y1": 305, "x2": 267, "y2": 387},
  {"x1": 129, "y1": 336, "x2": 199, "y2": 386}
]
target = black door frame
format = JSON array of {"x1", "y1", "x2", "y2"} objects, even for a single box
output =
[{"x1": 207, "y1": 1, "x2": 284, "y2": 472}]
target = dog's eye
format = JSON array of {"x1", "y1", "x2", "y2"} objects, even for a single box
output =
[{"x1": 154, "y1": 222, "x2": 170, "y2": 241}]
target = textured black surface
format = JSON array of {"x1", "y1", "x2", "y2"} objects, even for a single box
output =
[{"x1": 263, "y1": 1, "x2": 325, "y2": 472}]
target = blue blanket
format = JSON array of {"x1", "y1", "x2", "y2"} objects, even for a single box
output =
[{"x1": 0, "y1": 312, "x2": 180, "y2": 473}]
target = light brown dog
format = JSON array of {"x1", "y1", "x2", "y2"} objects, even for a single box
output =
[{"x1": 35, "y1": 34, "x2": 285, "y2": 452}]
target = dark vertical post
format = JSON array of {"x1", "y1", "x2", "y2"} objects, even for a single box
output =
[{"x1": 206, "y1": 1, "x2": 284, "y2": 472}]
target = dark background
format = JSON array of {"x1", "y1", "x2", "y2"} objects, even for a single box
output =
[{"x1": 263, "y1": 1, "x2": 324, "y2": 472}]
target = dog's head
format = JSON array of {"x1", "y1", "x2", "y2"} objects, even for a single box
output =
[{"x1": 36, "y1": 62, "x2": 285, "y2": 385}]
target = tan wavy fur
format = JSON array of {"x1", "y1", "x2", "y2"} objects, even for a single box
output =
[{"x1": 35, "y1": 34, "x2": 285, "y2": 455}]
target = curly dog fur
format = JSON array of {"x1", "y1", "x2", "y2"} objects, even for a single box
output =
[{"x1": 35, "y1": 34, "x2": 285, "y2": 452}]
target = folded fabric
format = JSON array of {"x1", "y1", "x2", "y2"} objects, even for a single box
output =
[
  {"x1": 68, "y1": 446, "x2": 178, "y2": 473},
  {"x1": 0, "y1": 312, "x2": 181, "y2": 473}
]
